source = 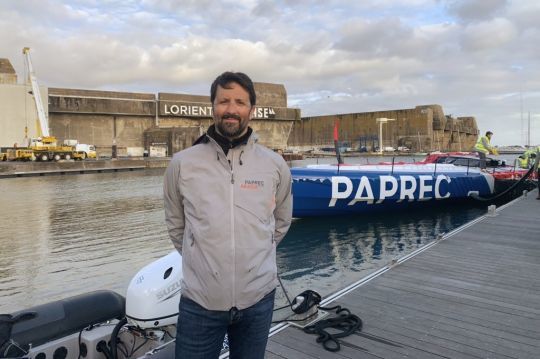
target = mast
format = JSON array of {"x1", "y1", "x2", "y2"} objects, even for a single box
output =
[{"x1": 528, "y1": 111, "x2": 531, "y2": 147}]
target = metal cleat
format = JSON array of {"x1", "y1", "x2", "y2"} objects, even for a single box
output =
[{"x1": 487, "y1": 204, "x2": 498, "y2": 217}]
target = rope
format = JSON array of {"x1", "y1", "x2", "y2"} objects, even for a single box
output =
[
  {"x1": 303, "y1": 305, "x2": 363, "y2": 352},
  {"x1": 471, "y1": 164, "x2": 536, "y2": 202},
  {"x1": 276, "y1": 275, "x2": 293, "y2": 309},
  {"x1": 275, "y1": 277, "x2": 364, "y2": 351}
]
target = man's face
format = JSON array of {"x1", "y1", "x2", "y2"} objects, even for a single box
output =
[{"x1": 212, "y1": 82, "x2": 254, "y2": 139}]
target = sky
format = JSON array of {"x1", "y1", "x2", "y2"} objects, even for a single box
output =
[{"x1": 1, "y1": 0, "x2": 539, "y2": 145}]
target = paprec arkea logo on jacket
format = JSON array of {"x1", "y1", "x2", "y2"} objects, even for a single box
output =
[{"x1": 240, "y1": 179, "x2": 265, "y2": 190}]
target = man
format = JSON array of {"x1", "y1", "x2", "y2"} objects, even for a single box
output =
[
  {"x1": 534, "y1": 146, "x2": 540, "y2": 200},
  {"x1": 537, "y1": 159, "x2": 540, "y2": 200},
  {"x1": 163, "y1": 72, "x2": 293, "y2": 359},
  {"x1": 474, "y1": 131, "x2": 495, "y2": 169},
  {"x1": 517, "y1": 154, "x2": 528, "y2": 169},
  {"x1": 519, "y1": 148, "x2": 537, "y2": 169},
  {"x1": 527, "y1": 152, "x2": 536, "y2": 168}
]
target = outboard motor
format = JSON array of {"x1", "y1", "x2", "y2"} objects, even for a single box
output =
[
  {"x1": 125, "y1": 251, "x2": 183, "y2": 329},
  {"x1": 0, "y1": 253, "x2": 183, "y2": 359}
]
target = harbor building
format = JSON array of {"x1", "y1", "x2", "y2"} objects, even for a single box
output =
[
  {"x1": 1, "y1": 56, "x2": 479, "y2": 156},
  {"x1": 289, "y1": 105, "x2": 479, "y2": 153},
  {"x1": 1, "y1": 57, "x2": 300, "y2": 156},
  {"x1": 48, "y1": 84, "x2": 300, "y2": 157}
]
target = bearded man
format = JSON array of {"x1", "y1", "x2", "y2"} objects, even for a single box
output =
[{"x1": 163, "y1": 71, "x2": 293, "y2": 359}]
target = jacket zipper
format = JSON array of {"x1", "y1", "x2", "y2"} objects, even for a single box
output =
[
  {"x1": 229, "y1": 151, "x2": 236, "y2": 308},
  {"x1": 209, "y1": 136, "x2": 240, "y2": 309}
]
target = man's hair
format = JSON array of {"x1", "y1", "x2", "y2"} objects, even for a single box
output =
[
  {"x1": 210, "y1": 72, "x2": 256, "y2": 107},
  {"x1": 486, "y1": 131, "x2": 493, "y2": 136}
]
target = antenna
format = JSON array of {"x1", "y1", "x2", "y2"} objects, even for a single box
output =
[
  {"x1": 528, "y1": 111, "x2": 531, "y2": 147},
  {"x1": 520, "y1": 88, "x2": 524, "y2": 145}
]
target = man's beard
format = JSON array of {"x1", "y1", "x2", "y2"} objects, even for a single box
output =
[{"x1": 216, "y1": 114, "x2": 248, "y2": 139}]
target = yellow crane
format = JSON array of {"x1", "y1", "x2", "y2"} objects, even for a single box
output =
[{"x1": 6, "y1": 48, "x2": 95, "y2": 161}]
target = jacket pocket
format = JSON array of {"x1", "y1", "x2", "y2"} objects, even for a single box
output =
[{"x1": 234, "y1": 171, "x2": 277, "y2": 224}]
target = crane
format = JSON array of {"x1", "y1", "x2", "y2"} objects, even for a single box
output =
[
  {"x1": 23, "y1": 47, "x2": 52, "y2": 140},
  {"x1": 4, "y1": 47, "x2": 95, "y2": 161}
]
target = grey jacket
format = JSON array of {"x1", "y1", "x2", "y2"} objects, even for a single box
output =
[{"x1": 163, "y1": 131, "x2": 293, "y2": 310}]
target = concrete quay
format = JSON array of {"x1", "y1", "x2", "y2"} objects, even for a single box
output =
[{"x1": 0, "y1": 158, "x2": 170, "y2": 178}]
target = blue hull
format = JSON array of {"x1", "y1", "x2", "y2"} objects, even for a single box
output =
[{"x1": 291, "y1": 164, "x2": 494, "y2": 217}]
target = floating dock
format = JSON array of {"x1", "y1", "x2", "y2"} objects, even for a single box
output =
[{"x1": 266, "y1": 190, "x2": 540, "y2": 358}]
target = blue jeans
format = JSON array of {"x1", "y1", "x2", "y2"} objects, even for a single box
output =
[{"x1": 175, "y1": 289, "x2": 275, "y2": 359}]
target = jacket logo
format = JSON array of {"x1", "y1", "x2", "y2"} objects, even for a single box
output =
[{"x1": 241, "y1": 179, "x2": 264, "y2": 190}]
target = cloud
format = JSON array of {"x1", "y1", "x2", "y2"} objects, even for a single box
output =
[
  {"x1": 444, "y1": 0, "x2": 508, "y2": 22},
  {"x1": 460, "y1": 18, "x2": 517, "y2": 51},
  {"x1": 0, "y1": 0, "x2": 539, "y2": 144}
]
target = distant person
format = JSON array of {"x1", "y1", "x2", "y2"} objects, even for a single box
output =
[
  {"x1": 474, "y1": 131, "x2": 496, "y2": 169},
  {"x1": 521, "y1": 148, "x2": 537, "y2": 168},
  {"x1": 524, "y1": 152, "x2": 536, "y2": 169},
  {"x1": 517, "y1": 154, "x2": 529, "y2": 169},
  {"x1": 163, "y1": 71, "x2": 293, "y2": 359},
  {"x1": 533, "y1": 146, "x2": 540, "y2": 200},
  {"x1": 520, "y1": 146, "x2": 540, "y2": 199},
  {"x1": 537, "y1": 164, "x2": 540, "y2": 200}
]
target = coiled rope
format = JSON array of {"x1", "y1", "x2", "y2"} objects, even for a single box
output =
[
  {"x1": 274, "y1": 276, "x2": 363, "y2": 351},
  {"x1": 303, "y1": 305, "x2": 362, "y2": 352}
]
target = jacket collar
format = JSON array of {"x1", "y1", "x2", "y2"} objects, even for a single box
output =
[{"x1": 193, "y1": 125, "x2": 256, "y2": 155}]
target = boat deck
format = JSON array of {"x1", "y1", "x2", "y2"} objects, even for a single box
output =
[{"x1": 266, "y1": 189, "x2": 540, "y2": 358}]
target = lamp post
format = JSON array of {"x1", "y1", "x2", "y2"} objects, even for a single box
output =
[{"x1": 376, "y1": 118, "x2": 396, "y2": 154}]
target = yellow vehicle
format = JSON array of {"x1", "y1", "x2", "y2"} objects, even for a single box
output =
[
  {"x1": 29, "y1": 141, "x2": 77, "y2": 161},
  {"x1": 7, "y1": 48, "x2": 95, "y2": 162},
  {"x1": 6, "y1": 148, "x2": 34, "y2": 161},
  {"x1": 77, "y1": 144, "x2": 97, "y2": 159}
]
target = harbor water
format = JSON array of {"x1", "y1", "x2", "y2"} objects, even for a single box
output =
[{"x1": 0, "y1": 157, "x2": 493, "y2": 314}]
